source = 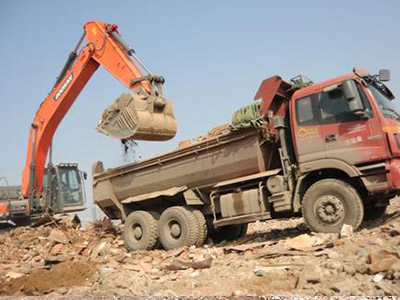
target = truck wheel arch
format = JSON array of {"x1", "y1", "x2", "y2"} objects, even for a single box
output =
[
  {"x1": 293, "y1": 165, "x2": 363, "y2": 213},
  {"x1": 299, "y1": 159, "x2": 361, "y2": 177}
]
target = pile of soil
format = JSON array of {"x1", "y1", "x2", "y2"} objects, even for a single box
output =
[{"x1": 0, "y1": 261, "x2": 96, "y2": 295}]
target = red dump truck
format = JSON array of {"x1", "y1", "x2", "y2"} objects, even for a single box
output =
[{"x1": 93, "y1": 69, "x2": 399, "y2": 250}]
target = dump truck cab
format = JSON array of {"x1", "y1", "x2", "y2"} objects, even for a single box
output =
[{"x1": 290, "y1": 70, "x2": 400, "y2": 196}]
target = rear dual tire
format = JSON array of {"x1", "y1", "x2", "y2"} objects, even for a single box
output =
[
  {"x1": 123, "y1": 210, "x2": 159, "y2": 251},
  {"x1": 158, "y1": 206, "x2": 207, "y2": 250}
]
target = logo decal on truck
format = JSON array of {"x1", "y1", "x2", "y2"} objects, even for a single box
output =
[
  {"x1": 54, "y1": 73, "x2": 73, "y2": 101},
  {"x1": 348, "y1": 124, "x2": 367, "y2": 134},
  {"x1": 298, "y1": 127, "x2": 319, "y2": 138}
]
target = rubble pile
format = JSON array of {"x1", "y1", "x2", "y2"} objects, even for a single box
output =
[{"x1": 0, "y1": 203, "x2": 400, "y2": 296}]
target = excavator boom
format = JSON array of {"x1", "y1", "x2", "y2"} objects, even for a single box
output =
[{"x1": 21, "y1": 21, "x2": 177, "y2": 200}]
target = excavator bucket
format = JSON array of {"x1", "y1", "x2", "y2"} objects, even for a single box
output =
[{"x1": 96, "y1": 91, "x2": 177, "y2": 141}]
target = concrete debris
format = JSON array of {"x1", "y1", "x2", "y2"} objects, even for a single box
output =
[
  {"x1": 231, "y1": 289, "x2": 248, "y2": 296},
  {"x1": 5, "y1": 271, "x2": 25, "y2": 279},
  {"x1": 48, "y1": 229, "x2": 69, "y2": 244},
  {"x1": 163, "y1": 257, "x2": 213, "y2": 271},
  {"x1": 339, "y1": 223, "x2": 353, "y2": 238},
  {"x1": 253, "y1": 265, "x2": 289, "y2": 276},
  {"x1": 368, "y1": 249, "x2": 400, "y2": 274},
  {"x1": 373, "y1": 273, "x2": 384, "y2": 283},
  {"x1": 0, "y1": 201, "x2": 399, "y2": 296},
  {"x1": 224, "y1": 241, "x2": 270, "y2": 253},
  {"x1": 284, "y1": 233, "x2": 324, "y2": 250},
  {"x1": 296, "y1": 264, "x2": 322, "y2": 288}
]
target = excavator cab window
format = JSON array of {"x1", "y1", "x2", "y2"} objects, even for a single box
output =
[{"x1": 54, "y1": 165, "x2": 86, "y2": 212}]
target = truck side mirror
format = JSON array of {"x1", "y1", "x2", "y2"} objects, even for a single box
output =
[
  {"x1": 342, "y1": 80, "x2": 364, "y2": 113},
  {"x1": 379, "y1": 69, "x2": 390, "y2": 82}
]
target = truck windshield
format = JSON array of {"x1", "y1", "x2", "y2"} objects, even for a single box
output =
[{"x1": 369, "y1": 84, "x2": 400, "y2": 120}]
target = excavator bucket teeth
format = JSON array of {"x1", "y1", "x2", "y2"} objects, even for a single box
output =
[{"x1": 96, "y1": 92, "x2": 177, "y2": 141}]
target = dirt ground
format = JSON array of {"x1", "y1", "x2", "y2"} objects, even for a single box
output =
[{"x1": 0, "y1": 201, "x2": 400, "y2": 296}]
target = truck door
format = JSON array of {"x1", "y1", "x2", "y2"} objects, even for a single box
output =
[
  {"x1": 293, "y1": 94, "x2": 325, "y2": 163},
  {"x1": 318, "y1": 82, "x2": 386, "y2": 164}
]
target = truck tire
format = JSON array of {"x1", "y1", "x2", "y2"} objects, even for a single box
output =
[
  {"x1": 159, "y1": 206, "x2": 199, "y2": 250},
  {"x1": 191, "y1": 210, "x2": 207, "y2": 247},
  {"x1": 12, "y1": 217, "x2": 32, "y2": 227},
  {"x1": 122, "y1": 211, "x2": 159, "y2": 251},
  {"x1": 209, "y1": 223, "x2": 248, "y2": 243},
  {"x1": 364, "y1": 205, "x2": 387, "y2": 220},
  {"x1": 302, "y1": 179, "x2": 364, "y2": 233}
]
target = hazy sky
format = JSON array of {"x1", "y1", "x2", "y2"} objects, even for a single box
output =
[{"x1": 1, "y1": 0, "x2": 399, "y2": 221}]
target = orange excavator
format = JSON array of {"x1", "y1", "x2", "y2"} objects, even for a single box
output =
[{"x1": 0, "y1": 21, "x2": 177, "y2": 225}]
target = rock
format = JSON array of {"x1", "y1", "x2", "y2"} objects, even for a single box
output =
[
  {"x1": 285, "y1": 234, "x2": 324, "y2": 251},
  {"x1": 6, "y1": 271, "x2": 25, "y2": 279},
  {"x1": 50, "y1": 243, "x2": 64, "y2": 255},
  {"x1": 372, "y1": 273, "x2": 384, "y2": 283},
  {"x1": 163, "y1": 257, "x2": 213, "y2": 271},
  {"x1": 390, "y1": 261, "x2": 400, "y2": 272},
  {"x1": 91, "y1": 241, "x2": 107, "y2": 258},
  {"x1": 327, "y1": 251, "x2": 339, "y2": 259},
  {"x1": 368, "y1": 249, "x2": 400, "y2": 274},
  {"x1": 231, "y1": 289, "x2": 247, "y2": 296},
  {"x1": 324, "y1": 260, "x2": 343, "y2": 271},
  {"x1": 331, "y1": 280, "x2": 359, "y2": 294},
  {"x1": 356, "y1": 247, "x2": 369, "y2": 261},
  {"x1": 48, "y1": 229, "x2": 69, "y2": 244},
  {"x1": 339, "y1": 224, "x2": 353, "y2": 239},
  {"x1": 253, "y1": 265, "x2": 288, "y2": 276},
  {"x1": 189, "y1": 271, "x2": 200, "y2": 278},
  {"x1": 56, "y1": 287, "x2": 68, "y2": 295},
  {"x1": 355, "y1": 263, "x2": 369, "y2": 274},
  {"x1": 44, "y1": 254, "x2": 73, "y2": 264},
  {"x1": 296, "y1": 264, "x2": 322, "y2": 288},
  {"x1": 116, "y1": 279, "x2": 130, "y2": 289},
  {"x1": 343, "y1": 265, "x2": 356, "y2": 276},
  {"x1": 376, "y1": 281, "x2": 400, "y2": 295}
]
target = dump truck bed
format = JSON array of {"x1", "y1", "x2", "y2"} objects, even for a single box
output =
[{"x1": 93, "y1": 127, "x2": 278, "y2": 218}]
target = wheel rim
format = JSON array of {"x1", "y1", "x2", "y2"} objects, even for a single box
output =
[
  {"x1": 167, "y1": 220, "x2": 182, "y2": 240},
  {"x1": 314, "y1": 195, "x2": 345, "y2": 225},
  {"x1": 129, "y1": 223, "x2": 143, "y2": 241}
]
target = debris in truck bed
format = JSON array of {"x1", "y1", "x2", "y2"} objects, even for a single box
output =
[{"x1": 0, "y1": 202, "x2": 400, "y2": 296}]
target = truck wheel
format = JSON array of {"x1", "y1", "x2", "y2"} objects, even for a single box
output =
[
  {"x1": 191, "y1": 210, "x2": 207, "y2": 247},
  {"x1": 209, "y1": 223, "x2": 248, "y2": 243},
  {"x1": 12, "y1": 217, "x2": 32, "y2": 227},
  {"x1": 159, "y1": 206, "x2": 199, "y2": 250},
  {"x1": 302, "y1": 179, "x2": 364, "y2": 233},
  {"x1": 122, "y1": 211, "x2": 159, "y2": 251},
  {"x1": 364, "y1": 205, "x2": 387, "y2": 220}
]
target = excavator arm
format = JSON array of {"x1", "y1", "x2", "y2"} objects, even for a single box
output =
[{"x1": 21, "y1": 21, "x2": 176, "y2": 200}]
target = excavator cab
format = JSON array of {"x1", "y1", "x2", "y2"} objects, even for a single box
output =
[{"x1": 43, "y1": 163, "x2": 86, "y2": 213}]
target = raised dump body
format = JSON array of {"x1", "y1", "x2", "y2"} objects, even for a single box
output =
[{"x1": 93, "y1": 128, "x2": 279, "y2": 219}]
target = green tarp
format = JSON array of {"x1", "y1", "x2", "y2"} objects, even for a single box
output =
[{"x1": 230, "y1": 101, "x2": 265, "y2": 130}]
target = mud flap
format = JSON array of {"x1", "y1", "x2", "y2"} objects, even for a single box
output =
[{"x1": 96, "y1": 91, "x2": 177, "y2": 141}]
